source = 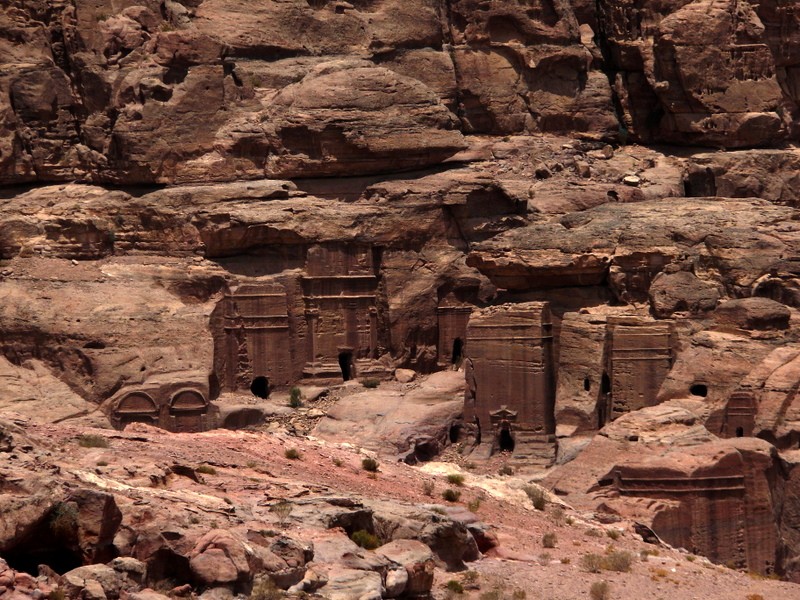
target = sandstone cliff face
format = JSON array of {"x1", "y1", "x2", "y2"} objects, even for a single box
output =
[
  {"x1": 598, "y1": 0, "x2": 800, "y2": 146},
  {"x1": 5, "y1": 0, "x2": 800, "y2": 187},
  {"x1": 6, "y1": 0, "x2": 800, "y2": 590}
]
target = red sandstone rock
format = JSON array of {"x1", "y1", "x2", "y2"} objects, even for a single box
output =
[
  {"x1": 649, "y1": 271, "x2": 721, "y2": 318},
  {"x1": 714, "y1": 297, "x2": 792, "y2": 330},
  {"x1": 598, "y1": 0, "x2": 799, "y2": 147},
  {"x1": 375, "y1": 540, "x2": 434, "y2": 596}
]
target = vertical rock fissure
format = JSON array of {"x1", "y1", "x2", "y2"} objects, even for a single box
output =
[
  {"x1": 439, "y1": 0, "x2": 467, "y2": 132},
  {"x1": 593, "y1": 0, "x2": 627, "y2": 141}
]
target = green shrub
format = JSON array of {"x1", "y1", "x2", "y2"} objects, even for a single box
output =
[
  {"x1": 361, "y1": 457, "x2": 379, "y2": 472},
  {"x1": 580, "y1": 549, "x2": 634, "y2": 573},
  {"x1": 350, "y1": 529, "x2": 381, "y2": 550},
  {"x1": 284, "y1": 448, "x2": 301, "y2": 460},
  {"x1": 498, "y1": 465, "x2": 514, "y2": 476},
  {"x1": 361, "y1": 378, "x2": 380, "y2": 388},
  {"x1": 249, "y1": 577, "x2": 282, "y2": 600},
  {"x1": 288, "y1": 386, "x2": 303, "y2": 408},
  {"x1": 77, "y1": 434, "x2": 108, "y2": 448},
  {"x1": 446, "y1": 580, "x2": 464, "y2": 594},
  {"x1": 603, "y1": 550, "x2": 633, "y2": 572},
  {"x1": 442, "y1": 488, "x2": 461, "y2": 502},
  {"x1": 462, "y1": 570, "x2": 479, "y2": 584},
  {"x1": 467, "y1": 498, "x2": 481, "y2": 512},
  {"x1": 49, "y1": 502, "x2": 78, "y2": 539},
  {"x1": 585, "y1": 528, "x2": 603, "y2": 537},
  {"x1": 422, "y1": 481, "x2": 435, "y2": 496},
  {"x1": 447, "y1": 473, "x2": 465, "y2": 486},
  {"x1": 524, "y1": 485, "x2": 547, "y2": 510},
  {"x1": 48, "y1": 589, "x2": 67, "y2": 600},
  {"x1": 96, "y1": 460, "x2": 108, "y2": 467},
  {"x1": 196, "y1": 464, "x2": 217, "y2": 475},
  {"x1": 332, "y1": 457, "x2": 343, "y2": 467},
  {"x1": 589, "y1": 580, "x2": 610, "y2": 600},
  {"x1": 606, "y1": 528, "x2": 621, "y2": 541},
  {"x1": 581, "y1": 553, "x2": 604, "y2": 573},
  {"x1": 542, "y1": 531, "x2": 557, "y2": 548}
]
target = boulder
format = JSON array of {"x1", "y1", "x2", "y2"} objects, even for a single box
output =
[
  {"x1": 62, "y1": 565, "x2": 122, "y2": 600},
  {"x1": 649, "y1": 271, "x2": 720, "y2": 317},
  {"x1": 714, "y1": 297, "x2": 791, "y2": 330},
  {"x1": 394, "y1": 369, "x2": 416, "y2": 384},
  {"x1": 188, "y1": 530, "x2": 253, "y2": 589},
  {"x1": 375, "y1": 540, "x2": 434, "y2": 596},
  {"x1": 316, "y1": 568, "x2": 383, "y2": 600}
]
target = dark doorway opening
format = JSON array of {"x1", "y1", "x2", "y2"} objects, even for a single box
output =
[
  {"x1": 5, "y1": 507, "x2": 84, "y2": 575},
  {"x1": 736, "y1": 426, "x2": 744, "y2": 438},
  {"x1": 449, "y1": 423, "x2": 460, "y2": 443},
  {"x1": 250, "y1": 376, "x2": 270, "y2": 399},
  {"x1": 338, "y1": 352, "x2": 353, "y2": 381},
  {"x1": 452, "y1": 338, "x2": 463, "y2": 365},
  {"x1": 498, "y1": 427, "x2": 515, "y2": 452},
  {"x1": 690, "y1": 384, "x2": 708, "y2": 397},
  {"x1": 601, "y1": 372, "x2": 611, "y2": 395},
  {"x1": 584, "y1": 377, "x2": 591, "y2": 392}
]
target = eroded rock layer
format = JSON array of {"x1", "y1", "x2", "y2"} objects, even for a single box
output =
[{"x1": 5, "y1": 0, "x2": 800, "y2": 591}]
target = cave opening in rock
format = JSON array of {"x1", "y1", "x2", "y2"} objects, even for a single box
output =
[
  {"x1": 449, "y1": 423, "x2": 460, "y2": 443},
  {"x1": 690, "y1": 383, "x2": 708, "y2": 397},
  {"x1": 5, "y1": 506, "x2": 83, "y2": 576},
  {"x1": 452, "y1": 337, "x2": 463, "y2": 365},
  {"x1": 584, "y1": 377, "x2": 591, "y2": 392},
  {"x1": 736, "y1": 426, "x2": 744, "y2": 438},
  {"x1": 601, "y1": 372, "x2": 611, "y2": 394},
  {"x1": 250, "y1": 376, "x2": 270, "y2": 399},
  {"x1": 498, "y1": 427, "x2": 515, "y2": 452},
  {"x1": 338, "y1": 352, "x2": 353, "y2": 381},
  {"x1": 146, "y1": 547, "x2": 192, "y2": 588}
]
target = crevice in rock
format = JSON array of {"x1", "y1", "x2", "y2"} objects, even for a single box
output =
[
  {"x1": 440, "y1": 0, "x2": 466, "y2": 132},
  {"x1": 4, "y1": 503, "x2": 83, "y2": 576},
  {"x1": 593, "y1": 0, "x2": 626, "y2": 142}
]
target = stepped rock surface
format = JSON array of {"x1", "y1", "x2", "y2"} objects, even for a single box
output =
[{"x1": 4, "y1": 0, "x2": 800, "y2": 597}]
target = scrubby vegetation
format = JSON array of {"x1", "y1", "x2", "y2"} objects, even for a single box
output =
[
  {"x1": 351, "y1": 529, "x2": 381, "y2": 550},
  {"x1": 442, "y1": 488, "x2": 461, "y2": 502},
  {"x1": 77, "y1": 434, "x2": 109, "y2": 448},
  {"x1": 362, "y1": 457, "x2": 379, "y2": 472}
]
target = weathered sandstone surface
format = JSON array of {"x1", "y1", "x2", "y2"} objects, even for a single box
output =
[
  {"x1": 5, "y1": 0, "x2": 800, "y2": 595},
  {"x1": 4, "y1": 0, "x2": 800, "y2": 187}
]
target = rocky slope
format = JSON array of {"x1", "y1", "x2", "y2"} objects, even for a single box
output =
[
  {"x1": 2, "y1": 414, "x2": 800, "y2": 600},
  {"x1": 4, "y1": 0, "x2": 800, "y2": 597}
]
